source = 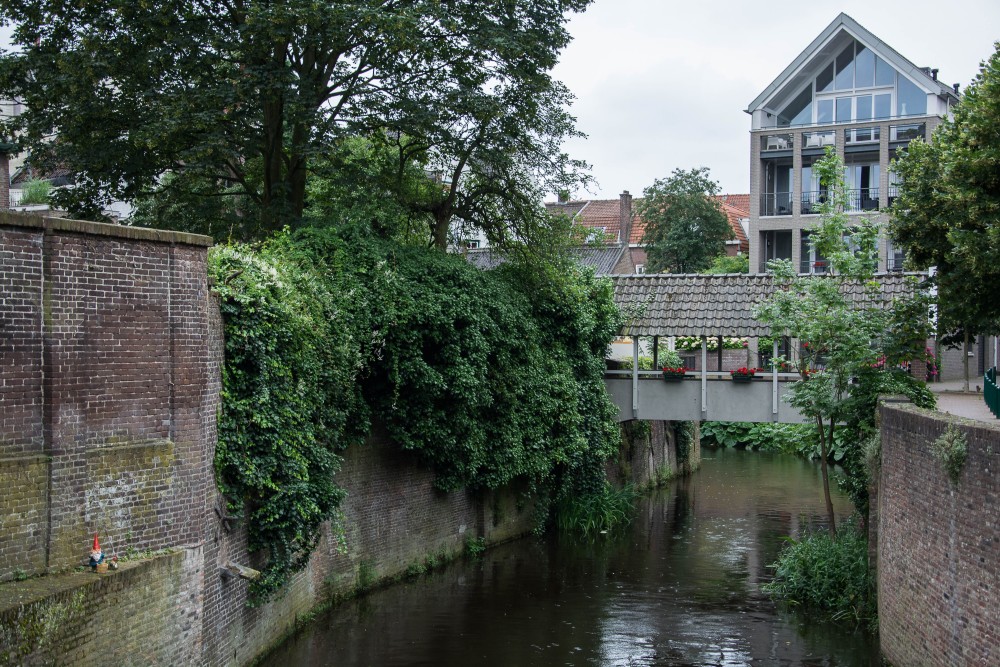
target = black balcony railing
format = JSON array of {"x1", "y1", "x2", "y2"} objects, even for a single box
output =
[
  {"x1": 759, "y1": 257, "x2": 792, "y2": 273},
  {"x1": 890, "y1": 123, "x2": 926, "y2": 142},
  {"x1": 887, "y1": 185, "x2": 899, "y2": 208},
  {"x1": 846, "y1": 188, "x2": 879, "y2": 212},
  {"x1": 799, "y1": 259, "x2": 829, "y2": 274},
  {"x1": 887, "y1": 254, "x2": 906, "y2": 272},
  {"x1": 800, "y1": 190, "x2": 827, "y2": 215},
  {"x1": 760, "y1": 192, "x2": 792, "y2": 216}
]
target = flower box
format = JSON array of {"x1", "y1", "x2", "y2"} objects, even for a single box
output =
[
  {"x1": 662, "y1": 367, "x2": 686, "y2": 382},
  {"x1": 730, "y1": 367, "x2": 757, "y2": 383}
]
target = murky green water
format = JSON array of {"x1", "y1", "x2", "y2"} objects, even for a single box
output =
[{"x1": 260, "y1": 447, "x2": 879, "y2": 666}]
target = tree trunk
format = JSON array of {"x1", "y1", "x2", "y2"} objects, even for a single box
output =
[{"x1": 816, "y1": 415, "x2": 838, "y2": 539}]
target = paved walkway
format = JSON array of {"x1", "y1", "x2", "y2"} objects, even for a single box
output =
[{"x1": 928, "y1": 379, "x2": 998, "y2": 422}]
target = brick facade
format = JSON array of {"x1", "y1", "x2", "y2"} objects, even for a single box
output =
[{"x1": 877, "y1": 402, "x2": 999, "y2": 666}]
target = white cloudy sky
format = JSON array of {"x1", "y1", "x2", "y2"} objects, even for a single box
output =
[
  {"x1": 553, "y1": 0, "x2": 1000, "y2": 198},
  {"x1": 3, "y1": 3, "x2": 998, "y2": 200}
]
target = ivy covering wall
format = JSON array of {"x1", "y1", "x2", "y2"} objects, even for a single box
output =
[{"x1": 210, "y1": 227, "x2": 623, "y2": 604}]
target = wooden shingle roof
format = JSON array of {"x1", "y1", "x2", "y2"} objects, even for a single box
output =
[{"x1": 612, "y1": 272, "x2": 926, "y2": 337}]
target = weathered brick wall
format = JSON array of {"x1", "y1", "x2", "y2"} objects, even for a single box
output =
[
  {"x1": 201, "y1": 427, "x2": 536, "y2": 667},
  {"x1": 0, "y1": 213, "x2": 215, "y2": 580},
  {"x1": 0, "y1": 548, "x2": 204, "y2": 666},
  {"x1": 877, "y1": 402, "x2": 999, "y2": 667}
]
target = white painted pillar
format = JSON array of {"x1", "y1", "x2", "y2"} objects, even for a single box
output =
[
  {"x1": 632, "y1": 336, "x2": 640, "y2": 418},
  {"x1": 772, "y1": 339, "x2": 779, "y2": 418},
  {"x1": 701, "y1": 335, "x2": 708, "y2": 415}
]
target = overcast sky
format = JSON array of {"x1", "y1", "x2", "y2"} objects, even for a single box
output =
[
  {"x1": 3, "y1": 3, "x2": 998, "y2": 201},
  {"x1": 553, "y1": 0, "x2": 1000, "y2": 199}
]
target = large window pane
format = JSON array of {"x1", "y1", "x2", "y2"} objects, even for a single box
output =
[
  {"x1": 817, "y1": 99, "x2": 833, "y2": 124},
  {"x1": 834, "y1": 43, "x2": 855, "y2": 90},
  {"x1": 780, "y1": 86, "x2": 813, "y2": 126},
  {"x1": 855, "y1": 47, "x2": 875, "y2": 87},
  {"x1": 856, "y1": 95, "x2": 873, "y2": 121},
  {"x1": 836, "y1": 97, "x2": 853, "y2": 122},
  {"x1": 874, "y1": 93, "x2": 891, "y2": 119},
  {"x1": 817, "y1": 64, "x2": 834, "y2": 93},
  {"x1": 897, "y1": 76, "x2": 927, "y2": 116},
  {"x1": 875, "y1": 56, "x2": 895, "y2": 86}
]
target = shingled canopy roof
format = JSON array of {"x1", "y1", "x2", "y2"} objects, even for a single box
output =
[
  {"x1": 464, "y1": 244, "x2": 626, "y2": 275},
  {"x1": 611, "y1": 272, "x2": 927, "y2": 337}
]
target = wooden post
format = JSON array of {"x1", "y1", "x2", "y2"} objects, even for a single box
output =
[
  {"x1": 772, "y1": 339, "x2": 779, "y2": 418},
  {"x1": 652, "y1": 335, "x2": 659, "y2": 370},
  {"x1": 717, "y1": 335, "x2": 723, "y2": 372}
]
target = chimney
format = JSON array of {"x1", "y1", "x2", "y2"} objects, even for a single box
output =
[
  {"x1": 931, "y1": 68, "x2": 939, "y2": 81},
  {"x1": 619, "y1": 190, "x2": 633, "y2": 245},
  {"x1": 953, "y1": 83, "x2": 961, "y2": 95}
]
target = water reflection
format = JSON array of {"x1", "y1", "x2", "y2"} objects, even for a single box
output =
[{"x1": 260, "y1": 448, "x2": 879, "y2": 666}]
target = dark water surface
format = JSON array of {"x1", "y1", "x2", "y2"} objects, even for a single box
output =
[{"x1": 260, "y1": 448, "x2": 879, "y2": 666}]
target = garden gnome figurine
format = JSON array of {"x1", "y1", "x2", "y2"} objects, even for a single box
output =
[{"x1": 89, "y1": 533, "x2": 105, "y2": 571}]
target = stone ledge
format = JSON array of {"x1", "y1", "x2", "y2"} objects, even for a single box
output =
[
  {"x1": 0, "y1": 550, "x2": 180, "y2": 613},
  {"x1": 0, "y1": 211, "x2": 213, "y2": 247}
]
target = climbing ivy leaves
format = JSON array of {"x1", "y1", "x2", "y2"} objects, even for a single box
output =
[{"x1": 210, "y1": 229, "x2": 622, "y2": 604}]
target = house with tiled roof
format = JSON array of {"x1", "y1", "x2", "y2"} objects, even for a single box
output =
[
  {"x1": 746, "y1": 12, "x2": 959, "y2": 275},
  {"x1": 546, "y1": 190, "x2": 750, "y2": 274}
]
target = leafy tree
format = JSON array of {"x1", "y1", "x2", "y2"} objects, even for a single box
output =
[
  {"x1": 754, "y1": 149, "x2": 932, "y2": 536},
  {"x1": 0, "y1": 0, "x2": 591, "y2": 239},
  {"x1": 891, "y1": 42, "x2": 1000, "y2": 368},
  {"x1": 701, "y1": 253, "x2": 749, "y2": 274},
  {"x1": 635, "y1": 167, "x2": 733, "y2": 273}
]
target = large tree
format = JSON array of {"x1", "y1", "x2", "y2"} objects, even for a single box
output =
[
  {"x1": 0, "y1": 0, "x2": 590, "y2": 240},
  {"x1": 635, "y1": 167, "x2": 732, "y2": 273},
  {"x1": 890, "y1": 42, "x2": 1000, "y2": 360}
]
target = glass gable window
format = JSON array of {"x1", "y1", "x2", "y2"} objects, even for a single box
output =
[
  {"x1": 897, "y1": 76, "x2": 927, "y2": 116},
  {"x1": 794, "y1": 38, "x2": 929, "y2": 126}
]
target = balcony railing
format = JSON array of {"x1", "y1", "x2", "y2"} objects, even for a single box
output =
[
  {"x1": 887, "y1": 185, "x2": 899, "y2": 208},
  {"x1": 760, "y1": 192, "x2": 792, "y2": 216},
  {"x1": 799, "y1": 259, "x2": 829, "y2": 274},
  {"x1": 846, "y1": 188, "x2": 880, "y2": 212},
  {"x1": 802, "y1": 130, "x2": 835, "y2": 149},
  {"x1": 8, "y1": 189, "x2": 23, "y2": 207},
  {"x1": 761, "y1": 133, "x2": 793, "y2": 151},
  {"x1": 890, "y1": 123, "x2": 925, "y2": 142},
  {"x1": 887, "y1": 254, "x2": 906, "y2": 272},
  {"x1": 800, "y1": 191, "x2": 827, "y2": 215},
  {"x1": 758, "y1": 257, "x2": 792, "y2": 273}
]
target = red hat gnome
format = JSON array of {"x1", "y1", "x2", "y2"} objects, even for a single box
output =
[{"x1": 89, "y1": 533, "x2": 105, "y2": 571}]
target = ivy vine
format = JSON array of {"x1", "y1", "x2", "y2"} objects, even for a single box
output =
[{"x1": 210, "y1": 227, "x2": 623, "y2": 604}]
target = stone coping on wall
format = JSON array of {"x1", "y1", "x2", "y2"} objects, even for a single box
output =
[
  {"x1": 0, "y1": 549, "x2": 180, "y2": 613},
  {"x1": 881, "y1": 396, "x2": 1000, "y2": 433},
  {"x1": 0, "y1": 210, "x2": 213, "y2": 247}
]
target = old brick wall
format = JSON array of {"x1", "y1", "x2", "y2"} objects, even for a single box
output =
[
  {"x1": 0, "y1": 212, "x2": 215, "y2": 580},
  {"x1": 877, "y1": 402, "x2": 999, "y2": 667},
  {"x1": 200, "y1": 426, "x2": 536, "y2": 667},
  {"x1": 0, "y1": 548, "x2": 204, "y2": 666}
]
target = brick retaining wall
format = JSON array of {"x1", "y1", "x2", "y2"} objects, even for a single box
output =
[{"x1": 877, "y1": 402, "x2": 999, "y2": 666}]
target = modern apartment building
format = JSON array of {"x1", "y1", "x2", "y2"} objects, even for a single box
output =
[{"x1": 746, "y1": 13, "x2": 960, "y2": 275}]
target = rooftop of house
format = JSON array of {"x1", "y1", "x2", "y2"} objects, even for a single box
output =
[
  {"x1": 545, "y1": 193, "x2": 750, "y2": 250},
  {"x1": 464, "y1": 244, "x2": 626, "y2": 276}
]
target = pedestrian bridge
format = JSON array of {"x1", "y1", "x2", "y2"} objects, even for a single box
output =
[{"x1": 604, "y1": 370, "x2": 808, "y2": 423}]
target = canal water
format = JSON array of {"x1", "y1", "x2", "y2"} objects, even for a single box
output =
[{"x1": 260, "y1": 447, "x2": 879, "y2": 666}]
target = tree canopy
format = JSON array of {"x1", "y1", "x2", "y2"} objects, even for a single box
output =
[
  {"x1": 0, "y1": 0, "x2": 591, "y2": 245},
  {"x1": 635, "y1": 167, "x2": 732, "y2": 273},
  {"x1": 890, "y1": 42, "x2": 1000, "y2": 342}
]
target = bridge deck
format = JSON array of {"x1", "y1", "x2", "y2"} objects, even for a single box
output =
[{"x1": 604, "y1": 371, "x2": 808, "y2": 424}]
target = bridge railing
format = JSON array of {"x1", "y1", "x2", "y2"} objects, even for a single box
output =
[{"x1": 986, "y1": 367, "x2": 999, "y2": 418}]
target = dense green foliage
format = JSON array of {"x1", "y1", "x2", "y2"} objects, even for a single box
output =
[
  {"x1": 702, "y1": 253, "x2": 749, "y2": 274},
  {"x1": 210, "y1": 226, "x2": 623, "y2": 604},
  {"x1": 0, "y1": 0, "x2": 590, "y2": 243},
  {"x1": 700, "y1": 421, "x2": 812, "y2": 455},
  {"x1": 932, "y1": 424, "x2": 968, "y2": 486},
  {"x1": 554, "y1": 482, "x2": 637, "y2": 538},
  {"x1": 891, "y1": 43, "x2": 1000, "y2": 344},
  {"x1": 636, "y1": 167, "x2": 734, "y2": 273},
  {"x1": 764, "y1": 523, "x2": 877, "y2": 631}
]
